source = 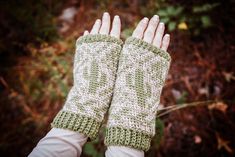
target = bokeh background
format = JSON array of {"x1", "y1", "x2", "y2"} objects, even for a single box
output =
[{"x1": 0, "y1": 0, "x2": 235, "y2": 156}]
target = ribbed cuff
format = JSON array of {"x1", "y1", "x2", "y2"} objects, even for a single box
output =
[
  {"x1": 104, "y1": 127, "x2": 152, "y2": 151},
  {"x1": 51, "y1": 110, "x2": 101, "y2": 140},
  {"x1": 76, "y1": 34, "x2": 123, "y2": 46},
  {"x1": 125, "y1": 37, "x2": 171, "y2": 62}
]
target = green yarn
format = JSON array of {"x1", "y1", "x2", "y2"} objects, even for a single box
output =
[
  {"x1": 52, "y1": 111, "x2": 101, "y2": 140},
  {"x1": 126, "y1": 68, "x2": 152, "y2": 106},
  {"x1": 125, "y1": 37, "x2": 171, "y2": 61},
  {"x1": 83, "y1": 60, "x2": 107, "y2": 94},
  {"x1": 76, "y1": 34, "x2": 123, "y2": 46},
  {"x1": 105, "y1": 127, "x2": 152, "y2": 151}
]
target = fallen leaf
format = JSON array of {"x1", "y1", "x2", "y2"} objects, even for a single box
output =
[
  {"x1": 216, "y1": 133, "x2": 233, "y2": 153},
  {"x1": 222, "y1": 71, "x2": 235, "y2": 82},
  {"x1": 208, "y1": 102, "x2": 228, "y2": 113},
  {"x1": 178, "y1": 22, "x2": 188, "y2": 30}
]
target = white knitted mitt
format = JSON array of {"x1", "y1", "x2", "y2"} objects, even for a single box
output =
[
  {"x1": 105, "y1": 37, "x2": 171, "y2": 151},
  {"x1": 52, "y1": 34, "x2": 123, "y2": 139}
]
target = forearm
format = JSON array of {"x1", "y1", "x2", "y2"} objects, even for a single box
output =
[
  {"x1": 28, "y1": 128, "x2": 88, "y2": 157},
  {"x1": 106, "y1": 146, "x2": 144, "y2": 157},
  {"x1": 28, "y1": 128, "x2": 144, "y2": 157}
]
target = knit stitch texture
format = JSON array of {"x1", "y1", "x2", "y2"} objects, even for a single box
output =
[
  {"x1": 105, "y1": 37, "x2": 171, "y2": 151},
  {"x1": 52, "y1": 34, "x2": 123, "y2": 139}
]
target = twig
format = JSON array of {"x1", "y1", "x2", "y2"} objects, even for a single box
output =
[{"x1": 157, "y1": 100, "x2": 216, "y2": 118}]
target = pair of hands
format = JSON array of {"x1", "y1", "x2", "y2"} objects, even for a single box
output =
[{"x1": 83, "y1": 12, "x2": 170, "y2": 52}]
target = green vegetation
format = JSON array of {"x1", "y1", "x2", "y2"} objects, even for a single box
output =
[{"x1": 141, "y1": 0, "x2": 223, "y2": 35}]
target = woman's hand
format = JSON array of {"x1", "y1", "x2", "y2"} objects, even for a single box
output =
[
  {"x1": 132, "y1": 15, "x2": 170, "y2": 51},
  {"x1": 83, "y1": 13, "x2": 169, "y2": 52},
  {"x1": 83, "y1": 12, "x2": 121, "y2": 39}
]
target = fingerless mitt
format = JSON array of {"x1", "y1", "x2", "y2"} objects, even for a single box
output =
[
  {"x1": 105, "y1": 37, "x2": 171, "y2": 151},
  {"x1": 52, "y1": 34, "x2": 123, "y2": 140}
]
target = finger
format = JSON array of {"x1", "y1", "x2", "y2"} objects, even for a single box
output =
[
  {"x1": 132, "y1": 17, "x2": 149, "y2": 39},
  {"x1": 143, "y1": 15, "x2": 159, "y2": 43},
  {"x1": 90, "y1": 19, "x2": 101, "y2": 34},
  {"x1": 110, "y1": 15, "x2": 121, "y2": 38},
  {"x1": 161, "y1": 34, "x2": 170, "y2": 51},
  {"x1": 99, "y1": 12, "x2": 111, "y2": 35},
  {"x1": 83, "y1": 30, "x2": 89, "y2": 36},
  {"x1": 153, "y1": 22, "x2": 165, "y2": 48}
]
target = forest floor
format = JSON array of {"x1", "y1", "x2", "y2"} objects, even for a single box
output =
[{"x1": 0, "y1": 2, "x2": 235, "y2": 157}]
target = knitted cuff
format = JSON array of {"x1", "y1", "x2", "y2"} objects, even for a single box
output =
[
  {"x1": 104, "y1": 127, "x2": 151, "y2": 151},
  {"x1": 76, "y1": 34, "x2": 123, "y2": 46},
  {"x1": 125, "y1": 37, "x2": 171, "y2": 61},
  {"x1": 51, "y1": 111, "x2": 101, "y2": 140}
]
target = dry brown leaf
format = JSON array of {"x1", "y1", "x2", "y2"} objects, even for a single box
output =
[
  {"x1": 216, "y1": 133, "x2": 233, "y2": 154},
  {"x1": 222, "y1": 71, "x2": 235, "y2": 82},
  {"x1": 208, "y1": 102, "x2": 228, "y2": 113}
]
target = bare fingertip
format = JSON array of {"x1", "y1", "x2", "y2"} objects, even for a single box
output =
[
  {"x1": 102, "y1": 12, "x2": 109, "y2": 19},
  {"x1": 153, "y1": 15, "x2": 159, "y2": 19},
  {"x1": 143, "y1": 17, "x2": 149, "y2": 22},
  {"x1": 114, "y1": 16, "x2": 120, "y2": 22},
  {"x1": 84, "y1": 30, "x2": 89, "y2": 35},
  {"x1": 167, "y1": 35, "x2": 170, "y2": 42}
]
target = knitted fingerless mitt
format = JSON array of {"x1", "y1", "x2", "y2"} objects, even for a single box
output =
[
  {"x1": 105, "y1": 37, "x2": 171, "y2": 151},
  {"x1": 52, "y1": 34, "x2": 123, "y2": 139}
]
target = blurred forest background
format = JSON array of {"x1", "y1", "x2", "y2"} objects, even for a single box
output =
[{"x1": 0, "y1": 0, "x2": 235, "y2": 157}]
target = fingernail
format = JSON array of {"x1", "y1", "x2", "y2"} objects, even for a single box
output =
[
  {"x1": 165, "y1": 34, "x2": 170, "y2": 39},
  {"x1": 114, "y1": 15, "x2": 119, "y2": 19},
  {"x1": 103, "y1": 13, "x2": 108, "y2": 19},
  {"x1": 104, "y1": 12, "x2": 109, "y2": 15},
  {"x1": 160, "y1": 22, "x2": 164, "y2": 27},
  {"x1": 143, "y1": 17, "x2": 149, "y2": 22},
  {"x1": 153, "y1": 15, "x2": 159, "y2": 19}
]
